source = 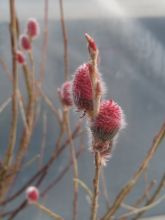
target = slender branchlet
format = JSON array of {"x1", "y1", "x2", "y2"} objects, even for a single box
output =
[
  {"x1": 0, "y1": 0, "x2": 18, "y2": 201},
  {"x1": 58, "y1": 80, "x2": 79, "y2": 220},
  {"x1": 5, "y1": 0, "x2": 18, "y2": 167},
  {"x1": 85, "y1": 33, "x2": 102, "y2": 220},
  {"x1": 59, "y1": 0, "x2": 68, "y2": 81}
]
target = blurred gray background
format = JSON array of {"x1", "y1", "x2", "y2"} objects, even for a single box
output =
[{"x1": 0, "y1": 0, "x2": 165, "y2": 219}]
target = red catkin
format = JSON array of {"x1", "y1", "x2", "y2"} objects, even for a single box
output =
[
  {"x1": 26, "y1": 186, "x2": 39, "y2": 203},
  {"x1": 72, "y1": 63, "x2": 93, "y2": 111},
  {"x1": 91, "y1": 99, "x2": 126, "y2": 165},
  {"x1": 15, "y1": 50, "x2": 25, "y2": 65},
  {"x1": 27, "y1": 18, "x2": 40, "y2": 39},
  {"x1": 20, "y1": 34, "x2": 31, "y2": 51},
  {"x1": 59, "y1": 81, "x2": 73, "y2": 107},
  {"x1": 91, "y1": 99, "x2": 125, "y2": 142},
  {"x1": 72, "y1": 63, "x2": 105, "y2": 113}
]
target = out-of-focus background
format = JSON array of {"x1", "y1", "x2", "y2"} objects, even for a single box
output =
[{"x1": 0, "y1": 0, "x2": 165, "y2": 219}]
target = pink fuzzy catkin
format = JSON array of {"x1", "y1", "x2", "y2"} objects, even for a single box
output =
[
  {"x1": 72, "y1": 63, "x2": 104, "y2": 113},
  {"x1": 91, "y1": 99, "x2": 126, "y2": 165},
  {"x1": 91, "y1": 100, "x2": 125, "y2": 141},
  {"x1": 59, "y1": 81, "x2": 73, "y2": 107},
  {"x1": 26, "y1": 186, "x2": 39, "y2": 203},
  {"x1": 20, "y1": 34, "x2": 31, "y2": 51},
  {"x1": 16, "y1": 50, "x2": 25, "y2": 65},
  {"x1": 27, "y1": 18, "x2": 40, "y2": 39},
  {"x1": 72, "y1": 63, "x2": 93, "y2": 111}
]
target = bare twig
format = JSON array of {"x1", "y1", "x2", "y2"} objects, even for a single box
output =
[
  {"x1": 65, "y1": 111, "x2": 79, "y2": 220},
  {"x1": 0, "y1": 122, "x2": 81, "y2": 207},
  {"x1": 34, "y1": 202, "x2": 64, "y2": 220},
  {"x1": 17, "y1": 90, "x2": 29, "y2": 132},
  {"x1": 7, "y1": 200, "x2": 27, "y2": 220},
  {"x1": 0, "y1": 132, "x2": 82, "y2": 219},
  {"x1": 59, "y1": 0, "x2": 68, "y2": 80},
  {"x1": 101, "y1": 121, "x2": 165, "y2": 220},
  {"x1": 38, "y1": 112, "x2": 47, "y2": 168},
  {"x1": 132, "y1": 172, "x2": 165, "y2": 220},
  {"x1": 14, "y1": 63, "x2": 35, "y2": 168},
  {"x1": 0, "y1": 58, "x2": 12, "y2": 80},
  {"x1": 119, "y1": 193, "x2": 165, "y2": 219},
  {"x1": 133, "y1": 179, "x2": 157, "y2": 207},
  {"x1": 38, "y1": 87, "x2": 61, "y2": 123},
  {"x1": 0, "y1": 0, "x2": 18, "y2": 201},
  {"x1": 101, "y1": 168, "x2": 111, "y2": 208},
  {"x1": 39, "y1": 0, "x2": 49, "y2": 83},
  {"x1": 91, "y1": 153, "x2": 101, "y2": 220},
  {"x1": 41, "y1": 148, "x2": 83, "y2": 197},
  {"x1": 74, "y1": 178, "x2": 93, "y2": 201},
  {"x1": 4, "y1": 0, "x2": 18, "y2": 167},
  {"x1": 0, "y1": 97, "x2": 11, "y2": 114}
]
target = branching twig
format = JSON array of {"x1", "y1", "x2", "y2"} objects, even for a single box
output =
[
  {"x1": 34, "y1": 202, "x2": 64, "y2": 220},
  {"x1": 132, "y1": 172, "x2": 165, "y2": 220},
  {"x1": 1, "y1": 146, "x2": 83, "y2": 219},
  {"x1": 0, "y1": 122, "x2": 81, "y2": 207},
  {"x1": 101, "y1": 121, "x2": 165, "y2": 220},
  {"x1": 74, "y1": 178, "x2": 93, "y2": 201},
  {"x1": 118, "y1": 193, "x2": 165, "y2": 219},
  {"x1": 4, "y1": 0, "x2": 18, "y2": 168},
  {"x1": 41, "y1": 148, "x2": 83, "y2": 197},
  {"x1": 0, "y1": 0, "x2": 18, "y2": 201},
  {"x1": 38, "y1": 87, "x2": 61, "y2": 123},
  {"x1": 133, "y1": 179, "x2": 157, "y2": 207}
]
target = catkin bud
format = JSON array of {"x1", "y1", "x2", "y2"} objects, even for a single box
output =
[
  {"x1": 72, "y1": 63, "x2": 104, "y2": 113},
  {"x1": 85, "y1": 33, "x2": 97, "y2": 57},
  {"x1": 26, "y1": 186, "x2": 39, "y2": 203},
  {"x1": 91, "y1": 100, "x2": 126, "y2": 142},
  {"x1": 15, "y1": 50, "x2": 25, "y2": 65},
  {"x1": 72, "y1": 63, "x2": 93, "y2": 112},
  {"x1": 27, "y1": 18, "x2": 40, "y2": 39},
  {"x1": 20, "y1": 34, "x2": 31, "y2": 51},
  {"x1": 58, "y1": 81, "x2": 73, "y2": 107}
]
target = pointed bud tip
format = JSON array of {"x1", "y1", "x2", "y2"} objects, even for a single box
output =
[{"x1": 85, "y1": 33, "x2": 97, "y2": 51}]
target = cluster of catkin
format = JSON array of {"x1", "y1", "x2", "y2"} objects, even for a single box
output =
[
  {"x1": 58, "y1": 34, "x2": 126, "y2": 166},
  {"x1": 16, "y1": 18, "x2": 40, "y2": 64}
]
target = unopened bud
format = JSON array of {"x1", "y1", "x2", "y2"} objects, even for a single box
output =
[
  {"x1": 59, "y1": 81, "x2": 73, "y2": 107},
  {"x1": 91, "y1": 100, "x2": 126, "y2": 142},
  {"x1": 16, "y1": 50, "x2": 25, "y2": 65},
  {"x1": 26, "y1": 186, "x2": 39, "y2": 204},
  {"x1": 20, "y1": 34, "x2": 31, "y2": 51},
  {"x1": 27, "y1": 18, "x2": 40, "y2": 39},
  {"x1": 85, "y1": 33, "x2": 97, "y2": 52},
  {"x1": 72, "y1": 63, "x2": 93, "y2": 112}
]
